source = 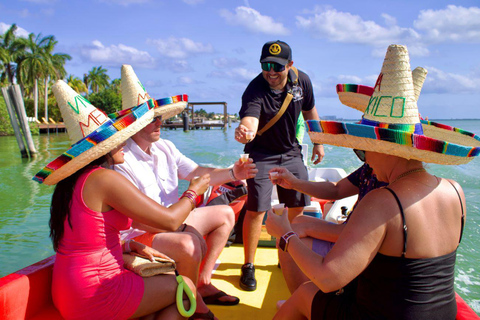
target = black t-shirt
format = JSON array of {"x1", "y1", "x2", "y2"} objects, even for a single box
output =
[{"x1": 239, "y1": 68, "x2": 315, "y2": 155}]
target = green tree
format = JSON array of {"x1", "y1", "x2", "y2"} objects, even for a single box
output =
[
  {"x1": 42, "y1": 39, "x2": 71, "y2": 121},
  {"x1": 85, "y1": 66, "x2": 110, "y2": 94},
  {"x1": 16, "y1": 33, "x2": 52, "y2": 119},
  {"x1": 0, "y1": 24, "x2": 26, "y2": 85},
  {"x1": 66, "y1": 74, "x2": 88, "y2": 95},
  {"x1": 88, "y1": 87, "x2": 121, "y2": 115}
]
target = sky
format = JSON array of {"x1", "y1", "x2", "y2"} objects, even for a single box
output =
[{"x1": 2, "y1": 0, "x2": 480, "y2": 119}]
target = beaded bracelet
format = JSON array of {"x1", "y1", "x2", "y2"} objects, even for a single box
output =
[{"x1": 181, "y1": 189, "x2": 197, "y2": 209}]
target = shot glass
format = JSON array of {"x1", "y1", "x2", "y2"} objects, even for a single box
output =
[
  {"x1": 269, "y1": 171, "x2": 279, "y2": 181},
  {"x1": 246, "y1": 130, "x2": 254, "y2": 140},
  {"x1": 240, "y1": 153, "x2": 249, "y2": 163},
  {"x1": 272, "y1": 203, "x2": 285, "y2": 215}
]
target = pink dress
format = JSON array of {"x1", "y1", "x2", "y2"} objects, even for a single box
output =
[{"x1": 52, "y1": 167, "x2": 144, "y2": 319}]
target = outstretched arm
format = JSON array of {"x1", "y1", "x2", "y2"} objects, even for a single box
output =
[
  {"x1": 270, "y1": 167, "x2": 359, "y2": 200},
  {"x1": 302, "y1": 107, "x2": 324, "y2": 164}
]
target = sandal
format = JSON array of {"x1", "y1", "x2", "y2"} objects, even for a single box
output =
[{"x1": 202, "y1": 290, "x2": 240, "y2": 306}]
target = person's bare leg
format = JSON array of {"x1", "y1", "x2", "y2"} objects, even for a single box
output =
[
  {"x1": 278, "y1": 237, "x2": 313, "y2": 293},
  {"x1": 242, "y1": 210, "x2": 265, "y2": 265},
  {"x1": 286, "y1": 206, "x2": 304, "y2": 222},
  {"x1": 185, "y1": 205, "x2": 237, "y2": 303},
  {"x1": 273, "y1": 281, "x2": 318, "y2": 320},
  {"x1": 131, "y1": 273, "x2": 194, "y2": 319},
  {"x1": 151, "y1": 232, "x2": 203, "y2": 284}
]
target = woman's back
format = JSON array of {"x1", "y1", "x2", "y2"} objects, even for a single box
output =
[{"x1": 355, "y1": 176, "x2": 463, "y2": 319}]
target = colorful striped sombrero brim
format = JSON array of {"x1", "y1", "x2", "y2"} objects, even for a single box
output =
[
  {"x1": 306, "y1": 119, "x2": 480, "y2": 165},
  {"x1": 33, "y1": 100, "x2": 155, "y2": 185}
]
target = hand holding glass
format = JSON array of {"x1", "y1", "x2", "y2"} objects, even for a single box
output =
[{"x1": 240, "y1": 154, "x2": 249, "y2": 163}]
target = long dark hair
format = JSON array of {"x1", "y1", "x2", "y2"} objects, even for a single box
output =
[{"x1": 49, "y1": 156, "x2": 108, "y2": 251}]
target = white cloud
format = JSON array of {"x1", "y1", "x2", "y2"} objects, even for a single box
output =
[
  {"x1": 296, "y1": 7, "x2": 430, "y2": 56},
  {"x1": 219, "y1": 6, "x2": 290, "y2": 36},
  {"x1": 79, "y1": 40, "x2": 155, "y2": 67},
  {"x1": 296, "y1": 7, "x2": 420, "y2": 46},
  {"x1": 212, "y1": 57, "x2": 246, "y2": 69},
  {"x1": 147, "y1": 37, "x2": 213, "y2": 59},
  {"x1": 0, "y1": 22, "x2": 29, "y2": 38},
  {"x1": 167, "y1": 60, "x2": 193, "y2": 73},
  {"x1": 210, "y1": 67, "x2": 258, "y2": 82},
  {"x1": 421, "y1": 66, "x2": 480, "y2": 94},
  {"x1": 177, "y1": 76, "x2": 202, "y2": 85},
  {"x1": 414, "y1": 5, "x2": 480, "y2": 43}
]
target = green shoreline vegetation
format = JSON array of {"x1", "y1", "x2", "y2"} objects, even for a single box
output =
[{"x1": 0, "y1": 24, "x2": 235, "y2": 136}]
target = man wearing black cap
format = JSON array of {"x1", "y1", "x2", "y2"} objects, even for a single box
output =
[{"x1": 235, "y1": 40, "x2": 324, "y2": 291}]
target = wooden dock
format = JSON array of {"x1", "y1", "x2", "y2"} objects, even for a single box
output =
[
  {"x1": 162, "y1": 122, "x2": 227, "y2": 130},
  {"x1": 37, "y1": 123, "x2": 66, "y2": 134}
]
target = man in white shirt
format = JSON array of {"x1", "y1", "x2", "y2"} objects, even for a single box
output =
[{"x1": 115, "y1": 115, "x2": 258, "y2": 311}]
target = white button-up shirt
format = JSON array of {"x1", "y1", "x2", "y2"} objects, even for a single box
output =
[{"x1": 114, "y1": 138, "x2": 198, "y2": 240}]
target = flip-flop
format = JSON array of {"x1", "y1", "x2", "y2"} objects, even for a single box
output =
[
  {"x1": 202, "y1": 290, "x2": 240, "y2": 306},
  {"x1": 189, "y1": 310, "x2": 215, "y2": 320}
]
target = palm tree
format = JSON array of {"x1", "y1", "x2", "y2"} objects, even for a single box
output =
[
  {"x1": 66, "y1": 74, "x2": 88, "y2": 95},
  {"x1": 16, "y1": 33, "x2": 51, "y2": 119},
  {"x1": 41, "y1": 38, "x2": 71, "y2": 121},
  {"x1": 109, "y1": 78, "x2": 121, "y2": 94},
  {"x1": 0, "y1": 24, "x2": 26, "y2": 85},
  {"x1": 86, "y1": 66, "x2": 110, "y2": 94}
]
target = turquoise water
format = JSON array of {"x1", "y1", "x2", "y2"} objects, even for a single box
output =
[{"x1": 0, "y1": 120, "x2": 479, "y2": 314}]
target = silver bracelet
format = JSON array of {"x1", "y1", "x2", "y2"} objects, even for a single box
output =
[
  {"x1": 124, "y1": 239, "x2": 132, "y2": 253},
  {"x1": 229, "y1": 168, "x2": 237, "y2": 180}
]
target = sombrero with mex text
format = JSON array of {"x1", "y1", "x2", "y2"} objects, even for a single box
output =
[
  {"x1": 33, "y1": 79, "x2": 155, "y2": 185},
  {"x1": 307, "y1": 44, "x2": 480, "y2": 165},
  {"x1": 109, "y1": 64, "x2": 187, "y2": 121}
]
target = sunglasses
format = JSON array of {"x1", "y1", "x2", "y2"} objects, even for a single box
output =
[
  {"x1": 353, "y1": 149, "x2": 366, "y2": 162},
  {"x1": 150, "y1": 116, "x2": 162, "y2": 124},
  {"x1": 261, "y1": 62, "x2": 286, "y2": 72}
]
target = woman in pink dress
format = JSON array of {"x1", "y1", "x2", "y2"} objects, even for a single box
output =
[{"x1": 34, "y1": 79, "x2": 207, "y2": 319}]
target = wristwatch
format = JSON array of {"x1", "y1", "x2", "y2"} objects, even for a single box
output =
[{"x1": 279, "y1": 231, "x2": 297, "y2": 252}]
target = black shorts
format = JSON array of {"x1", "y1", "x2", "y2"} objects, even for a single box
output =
[
  {"x1": 311, "y1": 280, "x2": 359, "y2": 319},
  {"x1": 246, "y1": 150, "x2": 310, "y2": 212}
]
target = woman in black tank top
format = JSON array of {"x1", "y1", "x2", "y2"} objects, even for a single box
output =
[{"x1": 265, "y1": 44, "x2": 477, "y2": 320}]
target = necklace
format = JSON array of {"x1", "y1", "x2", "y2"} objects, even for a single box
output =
[{"x1": 390, "y1": 168, "x2": 426, "y2": 184}]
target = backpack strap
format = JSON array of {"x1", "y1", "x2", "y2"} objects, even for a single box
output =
[{"x1": 257, "y1": 67, "x2": 298, "y2": 136}]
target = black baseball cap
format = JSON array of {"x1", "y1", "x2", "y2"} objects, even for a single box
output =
[{"x1": 260, "y1": 40, "x2": 292, "y2": 66}]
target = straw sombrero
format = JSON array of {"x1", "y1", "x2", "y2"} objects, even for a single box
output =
[
  {"x1": 115, "y1": 64, "x2": 187, "y2": 120},
  {"x1": 33, "y1": 80, "x2": 155, "y2": 185},
  {"x1": 307, "y1": 44, "x2": 480, "y2": 165},
  {"x1": 336, "y1": 66, "x2": 427, "y2": 112}
]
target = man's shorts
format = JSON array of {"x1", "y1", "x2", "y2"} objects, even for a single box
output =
[
  {"x1": 133, "y1": 232, "x2": 156, "y2": 247},
  {"x1": 246, "y1": 150, "x2": 310, "y2": 212}
]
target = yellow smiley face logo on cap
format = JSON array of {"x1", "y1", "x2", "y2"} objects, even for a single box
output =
[{"x1": 269, "y1": 44, "x2": 281, "y2": 55}]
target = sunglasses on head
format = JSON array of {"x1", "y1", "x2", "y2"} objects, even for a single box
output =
[
  {"x1": 261, "y1": 62, "x2": 286, "y2": 72},
  {"x1": 353, "y1": 149, "x2": 366, "y2": 162},
  {"x1": 150, "y1": 115, "x2": 162, "y2": 124}
]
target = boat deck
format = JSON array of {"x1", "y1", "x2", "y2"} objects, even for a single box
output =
[{"x1": 209, "y1": 244, "x2": 288, "y2": 319}]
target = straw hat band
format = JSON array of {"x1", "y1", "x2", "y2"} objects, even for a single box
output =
[
  {"x1": 307, "y1": 120, "x2": 480, "y2": 163},
  {"x1": 360, "y1": 118, "x2": 423, "y2": 135},
  {"x1": 33, "y1": 101, "x2": 153, "y2": 184},
  {"x1": 109, "y1": 98, "x2": 157, "y2": 119},
  {"x1": 156, "y1": 94, "x2": 188, "y2": 107}
]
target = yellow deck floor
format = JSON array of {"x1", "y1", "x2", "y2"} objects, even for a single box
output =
[{"x1": 208, "y1": 244, "x2": 290, "y2": 320}]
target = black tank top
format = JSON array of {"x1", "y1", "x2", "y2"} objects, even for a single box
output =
[{"x1": 355, "y1": 182, "x2": 464, "y2": 320}]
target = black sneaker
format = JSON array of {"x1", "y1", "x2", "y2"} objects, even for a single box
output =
[{"x1": 240, "y1": 263, "x2": 257, "y2": 291}]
